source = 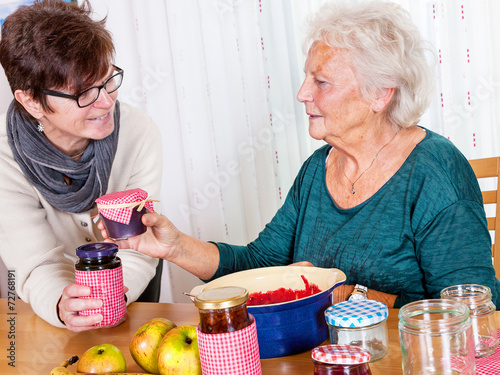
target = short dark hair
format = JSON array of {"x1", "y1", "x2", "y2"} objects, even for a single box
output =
[{"x1": 0, "y1": 0, "x2": 115, "y2": 114}]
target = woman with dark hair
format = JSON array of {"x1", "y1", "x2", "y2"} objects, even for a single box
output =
[
  {"x1": 102, "y1": 0, "x2": 500, "y2": 308},
  {"x1": 0, "y1": 0, "x2": 162, "y2": 331}
]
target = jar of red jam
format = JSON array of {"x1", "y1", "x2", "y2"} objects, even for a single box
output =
[
  {"x1": 311, "y1": 345, "x2": 372, "y2": 375},
  {"x1": 194, "y1": 286, "x2": 253, "y2": 334},
  {"x1": 194, "y1": 287, "x2": 262, "y2": 374}
]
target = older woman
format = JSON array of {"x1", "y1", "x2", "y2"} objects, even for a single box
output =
[
  {"x1": 0, "y1": 0, "x2": 162, "y2": 331},
  {"x1": 102, "y1": 1, "x2": 500, "y2": 307}
]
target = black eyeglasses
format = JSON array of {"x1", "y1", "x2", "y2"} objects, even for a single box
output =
[{"x1": 40, "y1": 65, "x2": 124, "y2": 108}]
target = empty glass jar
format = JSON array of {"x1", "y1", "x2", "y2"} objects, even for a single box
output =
[
  {"x1": 399, "y1": 299, "x2": 475, "y2": 375},
  {"x1": 325, "y1": 300, "x2": 389, "y2": 362},
  {"x1": 441, "y1": 284, "x2": 498, "y2": 358}
]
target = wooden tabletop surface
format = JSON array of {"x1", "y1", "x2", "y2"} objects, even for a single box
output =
[{"x1": 0, "y1": 299, "x2": 435, "y2": 374}]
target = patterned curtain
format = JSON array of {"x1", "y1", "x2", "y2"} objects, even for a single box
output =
[{"x1": 88, "y1": 0, "x2": 500, "y2": 302}]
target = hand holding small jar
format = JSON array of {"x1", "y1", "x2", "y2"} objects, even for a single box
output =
[{"x1": 98, "y1": 211, "x2": 221, "y2": 281}]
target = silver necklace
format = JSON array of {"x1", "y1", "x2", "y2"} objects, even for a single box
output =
[{"x1": 343, "y1": 128, "x2": 401, "y2": 194}]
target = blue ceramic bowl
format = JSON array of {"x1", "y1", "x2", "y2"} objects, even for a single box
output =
[{"x1": 190, "y1": 266, "x2": 346, "y2": 359}]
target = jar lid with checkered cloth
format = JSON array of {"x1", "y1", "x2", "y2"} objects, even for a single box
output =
[
  {"x1": 312, "y1": 344, "x2": 371, "y2": 364},
  {"x1": 325, "y1": 299, "x2": 388, "y2": 328}
]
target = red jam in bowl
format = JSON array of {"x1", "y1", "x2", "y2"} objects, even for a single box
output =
[{"x1": 248, "y1": 275, "x2": 321, "y2": 306}]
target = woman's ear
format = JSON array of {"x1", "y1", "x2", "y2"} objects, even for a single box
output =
[
  {"x1": 14, "y1": 90, "x2": 44, "y2": 120},
  {"x1": 372, "y1": 87, "x2": 395, "y2": 113}
]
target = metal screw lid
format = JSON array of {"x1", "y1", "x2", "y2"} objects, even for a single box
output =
[{"x1": 194, "y1": 286, "x2": 249, "y2": 310}]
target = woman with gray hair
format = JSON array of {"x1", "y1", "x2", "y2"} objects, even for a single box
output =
[{"x1": 102, "y1": 1, "x2": 499, "y2": 307}]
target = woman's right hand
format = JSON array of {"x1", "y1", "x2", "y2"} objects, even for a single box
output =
[
  {"x1": 99, "y1": 212, "x2": 180, "y2": 261},
  {"x1": 57, "y1": 283, "x2": 103, "y2": 332},
  {"x1": 99, "y1": 212, "x2": 220, "y2": 280}
]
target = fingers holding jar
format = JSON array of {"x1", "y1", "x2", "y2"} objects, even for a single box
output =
[{"x1": 57, "y1": 283, "x2": 104, "y2": 332}]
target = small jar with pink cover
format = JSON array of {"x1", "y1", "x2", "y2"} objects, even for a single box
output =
[{"x1": 95, "y1": 188, "x2": 157, "y2": 240}]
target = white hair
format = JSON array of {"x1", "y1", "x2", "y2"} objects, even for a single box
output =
[{"x1": 303, "y1": 0, "x2": 436, "y2": 127}]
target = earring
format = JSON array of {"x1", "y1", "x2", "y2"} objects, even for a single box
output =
[{"x1": 37, "y1": 122, "x2": 44, "y2": 133}]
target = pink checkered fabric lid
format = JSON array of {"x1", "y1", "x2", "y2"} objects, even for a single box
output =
[
  {"x1": 197, "y1": 319, "x2": 262, "y2": 375},
  {"x1": 95, "y1": 188, "x2": 155, "y2": 225},
  {"x1": 312, "y1": 345, "x2": 371, "y2": 364},
  {"x1": 476, "y1": 329, "x2": 500, "y2": 375},
  {"x1": 75, "y1": 266, "x2": 126, "y2": 327}
]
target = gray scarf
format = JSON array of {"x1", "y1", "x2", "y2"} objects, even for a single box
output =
[{"x1": 6, "y1": 100, "x2": 120, "y2": 213}]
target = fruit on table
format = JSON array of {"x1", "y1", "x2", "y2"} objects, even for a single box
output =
[
  {"x1": 130, "y1": 317, "x2": 177, "y2": 374},
  {"x1": 49, "y1": 355, "x2": 150, "y2": 375},
  {"x1": 156, "y1": 325, "x2": 202, "y2": 375},
  {"x1": 49, "y1": 356, "x2": 79, "y2": 375},
  {"x1": 77, "y1": 343, "x2": 127, "y2": 373},
  {"x1": 248, "y1": 274, "x2": 322, "y2": 305}
]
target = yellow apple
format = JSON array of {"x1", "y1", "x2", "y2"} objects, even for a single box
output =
[
  {"x1": 77, "y1": 343, "x2": 126, "y2": 373},
  {"x1": 130, "y1": 317, "x2": 177, "y2": 374},
  {"x1": 157, "y1": 325, "x2": 201, "y2": 375}
]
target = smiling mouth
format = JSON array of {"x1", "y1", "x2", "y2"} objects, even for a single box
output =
[{"x1": 90, "y1": 112, "x2": 110, "y2": 121}]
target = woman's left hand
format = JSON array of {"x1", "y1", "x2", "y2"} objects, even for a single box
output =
[
  {"x1": 333, "y1": 284, "x2": 397, "y2": 307},
  {"x1": 57, "y1": 283, "x2": 128, "y2": 332}
]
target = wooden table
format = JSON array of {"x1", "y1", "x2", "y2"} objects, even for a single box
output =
[{"x1": 0, "y1": 300, "x2": 409, "y2": 374}]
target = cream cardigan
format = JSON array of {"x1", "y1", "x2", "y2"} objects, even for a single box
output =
[{"x1": 0, "y1": 102, "x2": 162, "y2": 327}]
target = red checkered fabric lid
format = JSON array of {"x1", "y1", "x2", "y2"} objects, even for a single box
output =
[
  {"x1": 197, "y1": 318, "x2": 261, "y2": 375},
  {"x1": 95, "y1": 188, "x2": 156, "y2": 225},
  {"x1": 312, "y1": 345, "x2": 371, "y2": 364},
  {"x1": 75, "y1": 266, "x2": 126, "y2": 327}
]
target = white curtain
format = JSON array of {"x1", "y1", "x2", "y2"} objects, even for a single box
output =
[{"x1": 89, "y1": 0, "x2": 500, "y2": 303}]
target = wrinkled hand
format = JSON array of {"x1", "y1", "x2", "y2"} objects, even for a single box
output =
[
  {"x1": 332, "y1": 284, "x2": 356, "y2": 304},
  {"x1": 98, "y1": 212, "x2": 180, "y2": 261},
  {"x1": 332, "y1": 284, "x2": 397, "y2": 307},
  {"x1": 57, "y1": 283, "x2": 128, "y2": 332}
]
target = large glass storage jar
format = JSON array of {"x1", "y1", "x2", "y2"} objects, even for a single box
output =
[
  {"x1": 325, "y1": 300, "x2": 389, "y2": 362},
  {"x1": 399, "y1": 299, "x2": 475, "y2": 375},
  {"x1": 441, "y1": 284, "x2": 498, "y2": 358},
  {"x1": 311, "y1": 345, "x2": 372, "y2": 375}
]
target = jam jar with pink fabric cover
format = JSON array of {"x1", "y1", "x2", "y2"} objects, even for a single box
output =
[
  {"x1": 194, "y1": 287, "x2": 262, "y2": 375},
  {"x1": 95, "y1": 188, "x2": 156, "y2": 240},
  {"x1": 74, "y1": 242, "x2": 126, "y2": 327}
]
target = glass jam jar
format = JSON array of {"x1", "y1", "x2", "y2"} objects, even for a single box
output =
[
  {"x1": 325, "y1": 300, "x2": 389, "y2": 362},
  {"x1": 74, "y1": 243, "x2": 126, "y2": 327},
  {"x1": 312, "y1": 345, "x2": 372, "y2": 375},
  {"x1": 194, "y1": 286, "x2": 253, "y2": 334},
  {"x1": 399, "y1": 299, "x2": 475, "y2": 375},
  {"x1": 441, "y1": 284, "x2": 498, "y2": 358},
  {"x1": 95, "y1": 188, "x2": 155, "y2": 240}
]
